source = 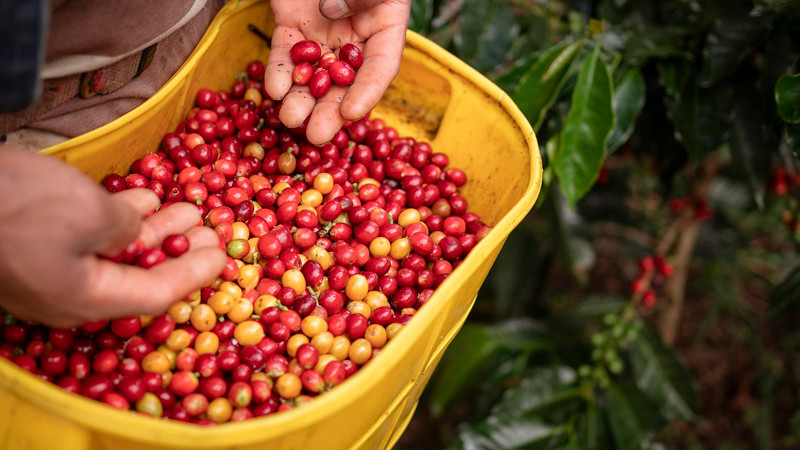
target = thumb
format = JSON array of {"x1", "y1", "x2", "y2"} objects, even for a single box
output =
[{"x1": 319, "y1": 0, "x2": 382, "y2": 20}]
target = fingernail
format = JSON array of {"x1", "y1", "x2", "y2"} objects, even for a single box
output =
[{"x1": 320, "y1": 0, "x2": 350, "y2": 20}]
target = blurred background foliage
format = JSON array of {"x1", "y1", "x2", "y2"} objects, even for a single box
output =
[{"x1": 398, "y1": 0, "x2": 800, "y2": 448}]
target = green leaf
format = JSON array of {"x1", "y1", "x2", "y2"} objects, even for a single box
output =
[
  {"x1": 554, "y1": 44, "x2": 615, "y2": 205},
  {"x1": 488, "y1": 319, "x2": 551, "y2": 351},
  {"x1": 768, "y1": 265, "x2": 800, "y2": 317},
  {"x1": 454, "y1": 0, "x2": 518, "y2": 73},
  {"x1": 512, "y1": 41, "x2": 583, "y2": 131},
  {"x1": 569, "y1": 295, "x2": 628, "y2": 318},
  {"x1": 751, "y1": 0, "x2": 800, "y2": 16},
  {"x1": 491, "y1": 366, "x2": 579, "y2": 416},
  {"x1": 509, "y1": 13, "x2": 550, "y2": 61},
  {"x1": 475, "y1": 3, "x2": 517, "y2": 73},
  {"x1": 408, "y1": 0, "x2": 433, "y2": 34},
  {"x1": 624, "y1": 27, "x2": 690, "y2": 65},
  {"x1": 697, "y1": 13, "x2": 765, "y2": 87},
  {"x1": 787, "y1": 124, "x2": 800, "y2": 159},
  {"x1": 667, "y1": 82, "x2": 735, "y2": 161},
  {"x1": 607, "y1": 68, "x2": 646, "y2": 154},
  {"x1": 579, "y1": 401, "x2": 599, "y2": 450},
  {"x1": 473, "y1": 354, "x2": 531, "y2": 416},
  {"x1": 728, "y1": 78, "x2": 775, "y2": 210},
  {"x1": 451, "y1": 416, "x2": 563, "y2": 450},
  {"x1": 428, "y1": 320, "x2": 549, "y2": 417},
  {"x1": 629, "y1": 325, "x2": 700, "y2": 422},
  {"x1": 548, "y1": 185, "x2": 595, "y2": 285},
  {"x1": 657, "y1": 59, "x2": 692, "y2": 100},
  {"x1": 494, "y1": 49, "x2": 544, "y2": 95},
  {"x1": 776, "y1": 72, "x2": 800, "y2": 124},
  {"x1": 578, "y1": 402, "x2": 615, "y2": 450},
  {"x1": 427, "y1": 323, "x2": 501, "y2": 417},
  {"x1": 605, "y1": 384, "x2": 647, "y2": 450},
  {"x1": 488, "y1": 228, "x2": 541, "y2": 316},
  {"x1": 453, "y1": 0, "x2": 492, "y2": 65}
]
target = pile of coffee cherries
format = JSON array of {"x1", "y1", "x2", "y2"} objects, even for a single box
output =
[{"x1": 0, "y1": 55, "x2": 491, "y2": 424}]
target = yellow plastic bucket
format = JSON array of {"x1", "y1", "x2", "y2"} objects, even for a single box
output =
[{"x1": 0, "y1": 1, "x2": 542, "y2": 448}]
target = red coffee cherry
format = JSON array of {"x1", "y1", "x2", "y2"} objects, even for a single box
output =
[{"x1": 290, "y1": 40, "x2": 322, "y2": 64}]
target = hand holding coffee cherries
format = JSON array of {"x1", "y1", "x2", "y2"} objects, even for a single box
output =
[
  {"x1": 0, "y1": 147, "x2": 226, "y2": 328},
  {"x1": 266, "y1": 0, "x2": 411, "y2": 145}
]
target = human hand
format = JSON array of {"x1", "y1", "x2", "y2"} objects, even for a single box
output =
[
  {"x1": 265, "y1": 0, "x2": 411, "y2": 145},
  {"x1": 0, "y1": 147, "x2": 226, "y2": 327}
]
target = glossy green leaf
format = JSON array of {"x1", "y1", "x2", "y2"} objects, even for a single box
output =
[
  {"x1": 454, "y1": 0, "x2": 518, "y2": 73},
  {"x1": 473, "y1": 354, "x2": 532, "y2": 416},
  {"x1": 776, "y1": 72, "x2": 800, "y2": 124},
  {"x1": 657, "y1": 59, "x2": 691, "y2": 100},
  {"x1": 624, "y1": 27, "x2": 690, "y2": 65},
  {"x1": 578, "y1": 402, "x2": 615, "y2": 450},
  {"x1": 728, "y1": 79, "x2": 774, "y2": 209},
  {"x1": 427, "y1": 324, "x2": 502, "y2": 417},
  {"x1": 630, "y1": 325, "x2": 700, "y2": 421},
  {"x1": 667, "y1": 82, "x2": 735, "y2": 161},
  {"x1": 428, "y1": 320, "x2": 549, "y2": 417},
  {"x1": 548, "y1": 185, "x2": 595, "y2": 285},
  {"x1": 569, "y1": 295, "x2": 627, "y2": 317},
  {"x1": 509, "y1": 13, "x2": 550, "y2": 61},
  {"x1": 451, "y1": 414, "x2": 564, "y2": 450},
  {"x1": 475, "y1": 3, "x2": 517, "y2": 73},
  {"x1": 695, "y1": 85, "x2": 735, "y2": 157},
  {"x1": 494, "y1": 50, "x2": 544, "y2": 95},
  {"x1": 697, "y1": 13, "x2": 765, "y2": 87},
  {"x1": 607, "y1": 68, "x2": 646, "y2": 154},
  {"x1": 453, "y1": 0, "x2": 490, "y2": 62},
  {"x1": 488, "y1": 228, "x2": 541, "y2": 316},
  {"x1": 787, "y1": 124, "x2": 800, "y2": 159},
  {"x1": 512, "y1": 41, "x2": 583, "y2": 131},
  {"x1": 751, "y1": 0, "x2": 800, "y2": 16},
  {"x1": 768, "y1": 265, "x2": 800, "y2": 317},
  {"x1": 554, "y1": 45, "x2": 615, "y2": 206},
  {"x1": 488, "y1": 319, "x2": 551, "y2": 351},
  {"x1": 605, "y1": 384, "x2": 647, "y2": 450},
  {"x1": 408, "y1": 0, "x2": 433, "y2": 34},
  {"x1": 578, "y1": 402, "x2": 599, "y2": 450},
  {"x1": 491, "y1": 366, "x2": 579, "y2": 416}
]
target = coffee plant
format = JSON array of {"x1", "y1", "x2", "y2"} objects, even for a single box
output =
[{"x1": 399, "y1": 0, "x2": 800, "y2": 448}]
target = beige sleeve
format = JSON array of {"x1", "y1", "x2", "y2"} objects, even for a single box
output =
[{"x1": 42, "y1": 0, "x2": 205, "y2": 79}]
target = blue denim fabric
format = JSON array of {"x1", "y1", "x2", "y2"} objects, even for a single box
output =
[{"x1": 0, "y1": 1, "x2": 47, "y2": 113}]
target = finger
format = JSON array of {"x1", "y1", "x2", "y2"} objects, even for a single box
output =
[
  {"x1": 136, "y1": 202, "x2": 202, "y2": 249},
  {"x1": 89, "y1": 189, "x2": 154, "y2": 256},
  {"x1": 340, "y1": 24, "x2": 407, "y2": 120},
  {"x1": 185, "y1": 226, "x2": 221, "y2": 250},
  {"x1": 88, "y1": 247, "x2": 226, "y2": 319},
  {"x1": 265, "y1": 26, "x2": 305, "y2": 102},
  {"x1": 113, "y1": 188, "x2": 160, "y2": 217},
  {"x1": 306, "y1": 86, "x2": 348, "y2": 145},
  {"x1": 279, "y1": 84, "x2": 317, "y2": 128},
  {"x1": 320, "y1": 0, "x2": 382, "y2": 20},
  {"x1": 3, "y1": 302, "x2": 84, "y2": 329}
]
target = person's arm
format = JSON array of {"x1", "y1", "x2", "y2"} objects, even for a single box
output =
[
  {"x1": 265, "y1": 0, "x2": 411, "y2": 145},
  {"x1": 0, "y1": 146, "x2": 226, "y2": 327}
]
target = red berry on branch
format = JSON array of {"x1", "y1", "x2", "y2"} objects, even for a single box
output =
[
  {"x1": 642, "y1": 290, "x2": 657, "y2": 308},
  {"x1": 638, "y1": 256, "x2": 655, "y2": 272},
  {"x1": 656, "y1": 257, "x2": 675, "y2": 277},
  {"x1": 694, "y1": 200, "x2": 714, "y2": 221},
  {"x1": 669, "y1": 197, "x2": 691, "y2": 214}
]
